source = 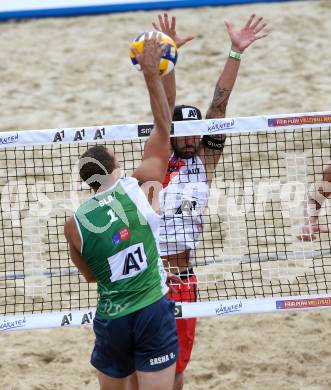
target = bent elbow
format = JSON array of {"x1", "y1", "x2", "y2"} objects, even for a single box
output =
[{"x1": 85, "y1": 274, "x2": 97, "y2": 283}]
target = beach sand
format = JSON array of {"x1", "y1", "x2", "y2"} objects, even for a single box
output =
[{"x1": 1, "y1": 0, "x2": 331, "y2": 389}]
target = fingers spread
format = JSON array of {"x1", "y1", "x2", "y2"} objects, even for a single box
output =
[
  {"x1": 152, "y1": 22, "x2": 160, "y2": 32},
  {"x1": 251, "y1": 16, "x2": 264, "y2": 30},
  {"x1": 158, "y1": 14, "x2": 166, "y2": 31},
  {"x1": 245, "y1": 13, "x2": 255, "y2": 28},
  {"x1": 254, "y1": 22, "x2": 267, "y2": 34},
  {"x1": 255, "y1": 33, "x2": 268, "y2": 40},
  {"x1": 163, "y1": 12, "x2": 170, "y2": 30},
  {"x1": 183, "y1": 36, "x2": 195, "y2": 44},
  {"x1": 145, "y1": 31, "x2": 161, "y2": 43},
  {"x1": 170, "y1": 15, "x2": 176, "y2": 31},
  {"x1": 224, "y1": 20, "x2": 234, "y2": 31}
]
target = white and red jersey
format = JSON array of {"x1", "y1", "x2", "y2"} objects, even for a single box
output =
[{"x1": 159, "y1": 153, "x2": 209, "y2": 256}]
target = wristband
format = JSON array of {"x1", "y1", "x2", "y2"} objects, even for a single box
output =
[
  {"x1": 229, "y1": 50, "x2": 241, "y2": 60},
  {"x1": 202, "y1": 135, "x2": 226, "y2": 151}
]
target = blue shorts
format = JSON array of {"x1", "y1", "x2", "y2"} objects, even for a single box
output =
[{"x1": 91, "y1": 296, "x2": 178, "y2": 378}]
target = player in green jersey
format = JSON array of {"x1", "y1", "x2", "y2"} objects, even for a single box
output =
[{"x1": 64, "y1": 33, "x2": 180, "y2": 390}]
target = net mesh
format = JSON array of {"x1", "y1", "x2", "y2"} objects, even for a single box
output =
[{"x1": 1, "y1": 119, "x2": 331, "y2": 317}]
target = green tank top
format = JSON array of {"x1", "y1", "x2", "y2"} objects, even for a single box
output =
[{"x1": 74, "y1": 177, "x2": 168, "y2": 319}]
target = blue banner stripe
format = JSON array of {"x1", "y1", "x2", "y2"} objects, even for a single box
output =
[{"x1": 0, "y1": 1, "x2": 300, "y2": 21}]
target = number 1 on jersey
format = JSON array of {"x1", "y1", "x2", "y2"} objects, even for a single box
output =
[{"x1": 107, "y1": 208, "x2": 118, "y2": 224}]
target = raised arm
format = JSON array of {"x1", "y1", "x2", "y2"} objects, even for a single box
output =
[
  {"x1": 200, "y1": 14, "x2": 268, "y2": 180},
  {"x1": 132, "y1": 32, "x2": 173, "y2": 185},
  {"x1": 152, "y1": 13, "x2": 194, "y2": 115},
  {"x1": 139, "y1": 13, "x2": 194, "y2": 185},
  {"x1": 161, "y1": 69, "x2": 176, "y2": 115},
  {"x1": 206, "y1": 14, "x2": 267, "y2": 120}
]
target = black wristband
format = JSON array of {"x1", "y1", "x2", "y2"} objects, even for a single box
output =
[{"x1": 202, "y1": 135, "x2": 226, "y2": 150}]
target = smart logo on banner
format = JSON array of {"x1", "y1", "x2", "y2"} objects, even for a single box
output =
[
  {"x1": 138, "y1": 123, "x2": 174, "y2": 137},
  {"x1": 268, "y1": 114, "x2": 331, "y2": 127}
]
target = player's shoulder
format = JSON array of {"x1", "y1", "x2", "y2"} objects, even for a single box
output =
[
  {"x1": 121, "y1": 175, "x2": 139, "y2": 188},
  {"x1": 64, "y1": 216, "x2": 76, "y2": 239},
  {"x1": 122, "y1": 175, "x2": 137, "y2": 183},
  {"x1": 64, "y1": 215, "x2": 75, "y2": 225}
]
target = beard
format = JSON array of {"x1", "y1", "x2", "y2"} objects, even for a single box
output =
[
  {"x1": 171, "y1": 140, "x2": 198, "y2": 159},
  {"x1": 173, "y1": 149, "x2": 196, "y2": 159}
]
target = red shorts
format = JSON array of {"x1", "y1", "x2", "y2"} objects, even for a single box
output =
[{"x1": 168, "y1": 270, "x2": 197, "y2": 373}]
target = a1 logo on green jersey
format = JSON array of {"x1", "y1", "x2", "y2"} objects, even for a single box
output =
[{"x1": 108, "y1": 243, "x2": 148, "y2": 282}]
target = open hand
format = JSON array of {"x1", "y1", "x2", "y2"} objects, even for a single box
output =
[
  {"x1": 225, "y1": 14, "x2": 268, "y2": 53},
  {"x1": 152, "y1": 13, "x2": 194, "y2": 49}
]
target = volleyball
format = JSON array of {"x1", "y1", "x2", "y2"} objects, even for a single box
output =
[{"x1": 130, "y1": 32, "x2": 178, "y2": 76}]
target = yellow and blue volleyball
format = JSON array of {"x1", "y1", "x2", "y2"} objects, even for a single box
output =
[{"x1": 130, "y1": 32, "x2": 178, "y2": 76}]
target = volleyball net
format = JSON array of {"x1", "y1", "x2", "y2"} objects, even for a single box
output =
[{"x1": 1, "y1": 111, "x2": 331, "y2": 331}]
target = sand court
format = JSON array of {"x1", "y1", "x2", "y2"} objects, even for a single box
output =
[{"x1": 1, "y1": 1, "x2": 331, "y2": 389}]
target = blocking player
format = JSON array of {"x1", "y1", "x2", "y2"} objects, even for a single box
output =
[{"x1": 153, "y1": 13, "x2": 268, "y2": 390}]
